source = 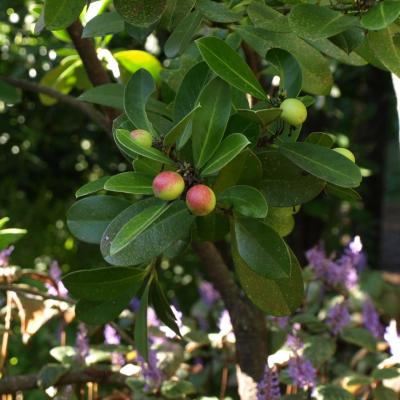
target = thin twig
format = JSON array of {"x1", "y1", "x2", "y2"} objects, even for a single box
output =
[{"x1": 0, "y1": 292, "x2": 13, "y2": 372}]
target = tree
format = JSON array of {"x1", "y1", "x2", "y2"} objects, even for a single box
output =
[{"x1": 1, "y1": 0, "x2": 400, "y2": 398}]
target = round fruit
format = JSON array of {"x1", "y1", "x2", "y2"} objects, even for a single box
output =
[
  {"x1": 152, "y1": 171, "x2": 185, "y2": 201},
  {"x1": 130, "y1": 129, "x2": 153, "y2": 148},
  {"x1": 333, "y1": 147, "x2": 356, "y2": 163},
  {"x1": 280, "y1": 98, "x2": 308, "y2": 126},
  {"x1": 186, "y1": 185, "x2": 216, "y2": 216}
]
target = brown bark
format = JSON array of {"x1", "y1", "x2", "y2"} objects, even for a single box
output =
[{"x1": 192, "y1": 242, "x2": 268, "y2": 399}]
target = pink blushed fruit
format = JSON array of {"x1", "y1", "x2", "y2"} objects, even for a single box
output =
[
  {"x1": 152, "y1": 171, "x2": 185, "y2": 201},
  {"x1": 130, "y1": 129, "x2": 153, "y2": 148},
  {"x1": 186, "y1": 184, "x2": 216, "y2": 216}
]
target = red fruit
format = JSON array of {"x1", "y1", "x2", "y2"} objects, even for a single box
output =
[
  {"x1": 152, "y1": 171, "x2": 185, "y2": 201},
  {"x1": 186, "y1": 184, "x2": 216, "y2": 216}
]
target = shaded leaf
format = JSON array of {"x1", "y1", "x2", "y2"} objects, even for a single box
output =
[
  {"x1": 79, "y1": 83, "x2": 124, "y2": 109},
  {"x1": 247, "y1": 2, "x2": 291, "y2": 33},
  {"x1": 0, "y1": 81, "x2": 21, "y2": 104},
  {"x1": 340, "y1": 327, "x2": 377, "y2": 351},
  {"x1": 305, "y1": 132, "x2": 335, "y2": 148},
  {"x1": 198, "y1": 0, "x2": 242, "y2": 23},
  {"x1": 44, "y1": 0, "x2": 86, "y2": 30},
  {"x1": 135, "y1": 281, "x2": 150, "y2": 360},
  {"x1": 82, "y1": 12, "x2": 124, "y2": 38}
]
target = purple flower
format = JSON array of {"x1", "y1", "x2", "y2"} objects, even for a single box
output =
[
  {"x1": 384, "y1": 320, "x2": 400, "y2": 360},
  {"x1": 75, "y1": 323, "x2": 89, "y2": 364},
  {"x1": 326, "y1": 301, "x2": 351, "y2": 335},
  {"x1": 346, "y1": 236, "x2": 367, "y2": 272},
  {"x1": 257, "y1": 363, "x2": 281, "y2": 400},
  {"x1": 46, "y1": 261, "x2": 69, "y2": 298},
  {"x1": 287, "y1": 355, "x2": 317, "y2": 389},
  {"x1": 136, "y1": 350, "x2": 163, "y2": 391},
  {"x1": 0, "y1": 246, "x2": 14, "y2": 267},
  {"x1": 269, "y1": 316, "x2": 289, "y2": 329},
  {"x1": 362, "y1": 299, "x2": 383, "y2": 339},
  {"x1": 104, "y1": 324, "x2": 121, "y2": 345},
  {"x1": 198, "y1": 281, "x2": 220, "y2": 307},
  {"x1": 286, "y1": 334, "x2": 303, "y2": 352}
]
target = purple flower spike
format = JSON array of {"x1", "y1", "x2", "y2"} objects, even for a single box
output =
[
  {"x1": 362, "y1": 298, "x2": 383, "y2": 339},
  {"x1": 326, "y1": 301, "x2": 351, "y2": 335},
  {"x1": 75, "y1": 323, "x2": 89, "y2": 364},
  {"x1": 104, "y1": 324, "x2": 121, "y2": 345},
  {"x1": 287, "y1": 355, "x2": 317, "y2": 389},
  {"x1": 257, "y1": 363, "x2": 281, "y2": 400},
  {"x1": 136, "y1": 350, "x2": 164, "y2": 392},
  {"x1": 0, "y1": 246, "x2": 14, "y2": 267},
  {"x1": 198, "y1": 281, "x2": 220, "y2": 307},
  {"x1": 46, "y1": 261, "x2": 69, "y2": 297}
]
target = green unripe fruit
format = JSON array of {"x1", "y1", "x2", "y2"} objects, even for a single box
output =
[
  {"x1": 152, "y1": 171, "x2": 185, "y2": 201},
  {"x1": 130, "y1": 129, "x2": 153, "y2": 148},
  {"x1": 280, "y1": 98, "x2": 308, "y2": 126},
  {"x1": 333, "y1": 147, "x2": 356, "y2": 163},
  {"x1": 186, "y1": 184, "x2": 216, "y2": 216}
]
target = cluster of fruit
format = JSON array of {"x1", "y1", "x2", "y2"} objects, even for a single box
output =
[{"x1": 130, "y1": 129, "x2": 216, "y2": 217}]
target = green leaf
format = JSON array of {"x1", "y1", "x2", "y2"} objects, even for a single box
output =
[
  {"x1": 0, "y1": 81, "x2": 21, "y2": 104},
  {"x1": 75, "y1": 176, "x2": 109, "y2": 198},
  {"x1": 196, "y1": 36, "x2": 266, "y2": 100},
  {"x1": 367, "y1": 24, "x2": 400, "y2": 77},
  {"x1": 161, "y1": 0, "x2": 196, "y2": 31},
  {"x1": 114, "y1": 0, "x2": 167, "y2": 27},
  {"x1": 330, "y1": 28, "x2": 365, "y2": 54},
  {"x1": 260, "y1": 149, "x2": 326, "y2": 207},
  {"x1": 236, "y1": 27, "x2": 333, "y2": 95},
  {"x1": 124, "y1": 69, "x2": 157, "y2": 135},
  {"x1": 75, "y1": 292, "x2": 133, "y2": 325},
  {"x1": 234, "y1": 243, "x2": 304, "y2": 315},
  {"x1": 164, "y1": 104, "x2": 201, "y2": 147},
  {"x1": 361, "y1": 1, "x2": 400, "y2": 31},
  {"x1": 305, "y1": 132, "x2": 335, "y2": 148},
  {"x1": 219, "y1": 186, "x2": 268, "y2": 218},
  {"x1": 44, "y1": 0, "x2": 86, "y2": 30},
  {"x1": 325, "y1": 184, "x2": 361, "y2": 201},
  {"x1": 164, "y1": 11, "x2": 202, "y2": 58},
  {"x1": 266, "y1": 49, "x2": 302, "y2": 97},
  {"x1": 104, "y1": 172, "x2": 154, "y2": 195},
  {"x1": 237, "y1": 108, "x2": 282, "y2": 127},
  {"x1": 201, "y1": 133, "x2": 250, "y2": 176},
  {"x1": 192, "y1": 78, "x2": 232, "y2": 168},
  {"x1": 161, "y1": 380, "x2": 196, "y2": 399},
  {"x1": 371, "y1": 368, "x2": 400, "y2": 380},
  {"x1": 279, "y1": 142, "x2": 362, "y2": 188},
  {"x1": 133, "y1": 158, "x2": 163, "y2": 176},
  {"x1": 0, "y1": 228, "x2": 27, "y2": 249},
  {"x1": 197, "y1": 0, "x2": 242, "y2": 23},
  {"x1": 110, "y1": 202, "x2": 170, "y2": 255},
  {"x1": 264, "y1": 207, "x2": 295, "y2": 237},
  {"x1": 63, "y1": 266, "x2": 145, "y2": 301},
  {"x1": 303, "y1": 336, "x2": 336, "y2": 368},
  {"x1": 289, "y1": 5, "x2": 357, "y2": 40},
  {"x1": 67, "y1": 195, "x2": 130, "y2": 244},
  {"x1": 101, "y1": 200, "x2": 195, "y2": 266},
  {"x1": 79, "y1": 83, "x2": 124, "y2": 109},
  {"x1": 247, "y1": 2, "x2": 291, "y2": 33},
  {"x1": 372, "y1": 387, "x2": 398, "y2": 400},
  {"x1": 135, "y1": 281, "x2": 151, "y2": 360},
  {"x1": 82, "y1": 12, "x2": 125, "y2": 38},
  {"x1": 316, "y1": 385, "x2": 354, "y2": 400},
  {"x1": 37, "y1": 364, "x2": 69, "y2": 389},
  {"x1": 234, "y1": 216, "x2": 291, "y2": 279},
  {"x1": 340, "y1": 327, "x2": 377, "y2": 351},
  {"x1": 116, "y1": 129, "x2": 174, "y2": 165}
]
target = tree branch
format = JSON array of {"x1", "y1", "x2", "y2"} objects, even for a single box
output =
[
  {"x1": 192, "y1": 242, "x2": 268, "y2": 400},
  {"x1": 0, "y1": 367, "x2": 129, "y2": 394},
  {"x1": 0, "y1": 77, "x2": 111, "y2": 134}
]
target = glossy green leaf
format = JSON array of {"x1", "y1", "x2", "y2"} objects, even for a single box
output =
[
  {"x1": 236, "y1": 27, "x2": 333, "y2": 95},
  {"x1": 0, "y1": 81, "x2": 21, "y2": 104},
  {"x1": 79, "y1": 83, "x2": 124, "y2": 109},
  {"x1": 110, "y1": 202, "x2": 170, "y2": 255},
  {"x1": 372, "y1": 387, "x2": 398, "y2": 400},
  {"x1": 75, "y1": 176, "x2": 109, "y2": 198},
  {"x1": 124, "y1": 69, "x2": 156, "y2": 135},
  {"x1": 264, "y1": 207, "x2": 295, "y2": 237},
  {"x1": 305, "y1": 132, "x2": 335, "y2": 148},
  {"x1": 279, "y1": 142, "x2": 362, "y2": 188},
  {"x1": 196, "y1": 36, "x2": 266, "y2": 99},
  {"x1": 237, "y1": 108, "x2": 282, "y2": 126},
  {"x1": 192, "y1": 78, "x2": 232, "y2": 168},
  {"x1": 164, "y1": 104, "x2": 201, "y2": 146},
  {"x1": 44, "y1": 0, "x2": 86, "y2": 30},
  {"x1": 234, "y1": 244, "x2": 304, "y2": 315},
  {"x1": 104, "y1": 172, "x2": 153, "y2": 195},
  {"x1": 75, "y1": 292, "x2": 134, "y2": 325},
  {"x1": 289, "y1": 4, "x2": 357, "y2": 40},
  {"x1": 116, "y1": 129, "x2": 174, "y2": 165},
  {"x1": 266, "y1": 49, "x2": 302, "y2": 97},
  {"x1": 219, "y1": 186, "x2": 268, "y2": 218},
  {"x1": 325, "y1": 184, "x2": 361, "y2": 201},
  {"x1": 135, "y1": 281, "x2": 150, "y2": 360},
  {"x1": 82, "y1": 12, "x2": 125, "y2": 38},
  {"x1": 101, "y1": 200, "x2": 195, "y2": 266},
  {"x1": 67, "y1": 195, "x2": 130, "y2": 244},
  {"x1": 234, "y1": 216, "x2": 291, "y2": 279},
  {"x1": 161, "y1": 0, "x2": 196, "y2": 31},
  {"x1": 260, "y1": 150, "x2": 326, "y2": 207},
  {"x1": 63, "y1": 266, "x2": 145, "y2": 301},
  {"x1": 198, "y1": 0, "x2": 242, "y2": 23},
  {"x1": 330, "y1": 28, "x2": 365, "y2": 54},
  {"x1": 201, "y1": 133, "x2": 250, "y2": 176},
  {"x1": 361, "y1": 1, "x2": 400, "y2": 30},
  {"x1": 367, "y1": 24, "x2": 400, "y2": 77},
  {"x1": 303, "y1": 336, "x2": 336, "y2": 368},
  {"x1": 316, "y1": 385, "x2": 354, "y2": 400},
  {"x1": 340, "y1": 327, "x2": 377, "y2": 351},
  {"x1": 371, "y1": 367, "x2": 400, "y2": 380},
  {"x1": 133, "y1": 158, "x2": 163, "y2": 176},
  {"x1": 114, "y1": 0, "x2": 167, "y2": 27},
  {"x1": 0, "y1": 229, "x2": 27, "y2": 249},
  {"x1": 247, "y1": 2, "x2": 291, "y2": 33},
  {"x1": 164, "y1": 11, "x2": 202, "y2": 58}
]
